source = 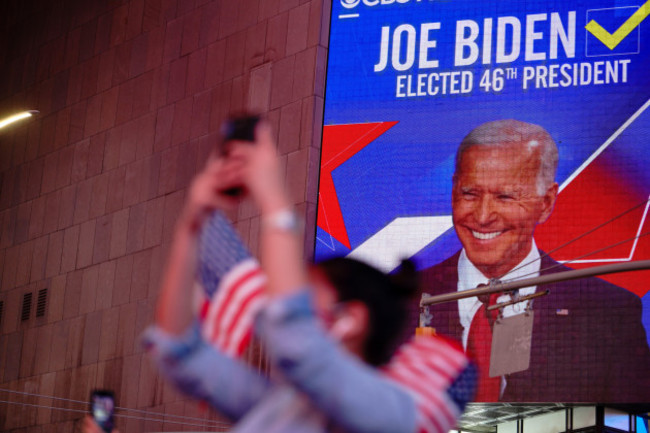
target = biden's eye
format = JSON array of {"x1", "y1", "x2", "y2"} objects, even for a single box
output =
[
  {"x1": 497, "y1": 193, "x2": 516, "y2": 201},
  {"x1": 461, "y1": 190, "x2": 478, "y2": 199}
]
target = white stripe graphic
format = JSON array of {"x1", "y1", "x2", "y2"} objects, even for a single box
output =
[
  {"x1": 348, "y1": 216, "x2": 454, "y2": 273},
  {"x1": 555, "y1": 99, "x2": 650, "y2": 263},
  {"x1": 559, "y1": 97, "x2": 650, "y2": 193}
]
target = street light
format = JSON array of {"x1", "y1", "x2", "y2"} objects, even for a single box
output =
[{"x1": 0, "y1": 110, "x2": 39, "y2": 129}]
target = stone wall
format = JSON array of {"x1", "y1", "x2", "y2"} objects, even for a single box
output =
[{"x1": 0, "y1": 0, "x2": 329, "y2": 431}]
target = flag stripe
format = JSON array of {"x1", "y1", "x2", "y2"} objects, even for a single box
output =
[
  {"x1": 214, "y1": 274, "x2": 266, "y2": 348},
  {"x1": 385, "y1": 366, "x2": 454, "y2": 431},
  {"x1": 220, "y1": 288, "x2": 266, "y2": 354},
  {"x1": 211, "y1": 268, "x2": 263, "y2": 329},
  {"x1": 397, "y1": 344, "x2": 466, "y2": 382},
  {"x1": 389, "y1": 366, "x2": 457, "y2": 433},
  {"x1": 228, "y1": 295, "x2": 267, "y2": 355},
  {"x1": 201, "y1": 259, "x2": 266, "y2": 357},
  {"x1": 417, "y1": 402, "x2": 445, "y2": 433},
  {"x1": 383, "y1": 336, "x2": 468, "y2": 433}
]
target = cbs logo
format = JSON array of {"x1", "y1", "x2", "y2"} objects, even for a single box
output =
[
  {"x1": 341, "y1": 0, "x2": 361, "y2": 8},
  {"x1": 341, "y1": 0, "x2": 413, "y2": 8}
]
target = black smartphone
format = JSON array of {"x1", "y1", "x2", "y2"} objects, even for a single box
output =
[
  {"x1": 221, "y1": 114, "x2": 260, "y2": 143},
  {"x1": 219, "y1": 114, "x2": 261, "y2": 197},
  {"x1": 90, "y1": 389, "x2": 115, "y2": 433}
]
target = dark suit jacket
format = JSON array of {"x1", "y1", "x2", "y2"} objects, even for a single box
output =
[{"x1": 415, "y1": 251, "x2": 650, "y2": 402}]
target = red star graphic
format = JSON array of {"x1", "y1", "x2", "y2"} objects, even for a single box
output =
[{"x1": 317, "y1": 121, "x2": 398, "y2": 249}]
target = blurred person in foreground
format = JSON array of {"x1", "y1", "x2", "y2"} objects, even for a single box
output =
[{"x1": 142, "y1": 118, "x2": 477, "y2": 433}]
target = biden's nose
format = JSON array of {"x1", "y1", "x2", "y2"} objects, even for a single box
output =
[{"x1": 473, "y1": 196, "x2": 497, "y2": 225}]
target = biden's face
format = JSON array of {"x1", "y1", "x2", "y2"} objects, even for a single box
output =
[{"x1": 452, "y1": 144, "x2": 557, "y2": 279}]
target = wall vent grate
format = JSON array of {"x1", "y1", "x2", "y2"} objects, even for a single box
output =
[
  {"x1": 36, "y1": 288, "x2": 47, "y2": 317},
  {"x1": 21, "y1": 292, "x2": 32, "y2": 322}
]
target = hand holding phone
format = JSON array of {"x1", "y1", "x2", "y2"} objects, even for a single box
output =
[
  {"x1": 221, "y1": 114, "x2": 260, "y2": 144},
  {"x1": 219, "y1": 114, "x2": 261, "y2": 197},
  {"x1": 90, "y1": 390, "x2": 115, "y2": 433}
]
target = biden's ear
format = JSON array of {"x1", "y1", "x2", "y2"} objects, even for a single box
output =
[{"x1": 538, "y1": 182, "x2": 558, "y2": 224}]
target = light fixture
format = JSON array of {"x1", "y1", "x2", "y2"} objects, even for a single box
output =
[{"x1": 0, "y1": 110, "x2": 39, "y2": 130}]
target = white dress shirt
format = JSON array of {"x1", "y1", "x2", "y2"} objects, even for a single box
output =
[{"x1": 457, "y1": 241, "x2": 541, "y2": 350}]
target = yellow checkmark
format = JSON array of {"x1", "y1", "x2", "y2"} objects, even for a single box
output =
[{"x1": 585, "y1": 0, "x2": 650, "y2": 50}]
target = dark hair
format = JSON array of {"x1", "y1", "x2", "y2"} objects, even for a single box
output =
[{"x1": 316, "y1": 258, "x2": 418, "y2": 366}]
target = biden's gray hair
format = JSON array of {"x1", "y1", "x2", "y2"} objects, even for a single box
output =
[{"x1": 454, "y1": 119, "x2": 559, "y2": 195}]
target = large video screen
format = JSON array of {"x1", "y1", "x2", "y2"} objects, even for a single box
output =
[{"x1": 316, "y1": 0, "x2": 650, "y2": 402}]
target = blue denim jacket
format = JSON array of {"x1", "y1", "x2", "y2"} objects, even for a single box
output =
[{"x1": 143, "y1": 290, "x2": 419, "y2": 433}]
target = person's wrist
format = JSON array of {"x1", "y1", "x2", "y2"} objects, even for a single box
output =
[
  {"x1": 258, "y1": 190, "x2": 291, "y2": 215},
  {"x1": 262, "y1": 207, "x2": 302, "y2": 233}
]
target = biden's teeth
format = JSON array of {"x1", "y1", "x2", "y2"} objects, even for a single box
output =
[{"x1": 472, "y1": 230, "x2": 501, "y2": 240}]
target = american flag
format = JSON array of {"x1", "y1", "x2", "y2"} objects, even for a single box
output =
[
  {"x1": 200, "y1": 258, "x2": 267, "y2": 357},
  {"x1": 197, "y1": 212, "x2": 268, "y2": 357},
  {"x1": 383, "y1": 336, "x2": 476, "y2": 433},
  {"x1": 198, "y1": 212, "x2": 475, "y2": 430}
]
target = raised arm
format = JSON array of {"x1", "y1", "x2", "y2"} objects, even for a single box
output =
[
  {"x1": 155, "y1": 156, "x2": 243, "y2": 335},
  {"x1": 231, "y1": 122, "x2": 306, "y2": 300},
  {"x1": 145, "y1": 152, "x2": 272, "y2": 420}
]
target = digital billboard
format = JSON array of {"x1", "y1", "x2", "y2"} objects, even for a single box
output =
[{"x1": 316, "y1": 0, "x2": 650, "y2": 402}]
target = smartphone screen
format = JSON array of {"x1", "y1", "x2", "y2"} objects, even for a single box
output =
[
  {"x1": 90, "y1": 390, "x2": 114, "y2": 433},
  {"x1": 218, "y1": 114, "x2": 261, "y2": 196},
  {"x1": 221, "y1": 115, "x2": 260, "y2": 143}
]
